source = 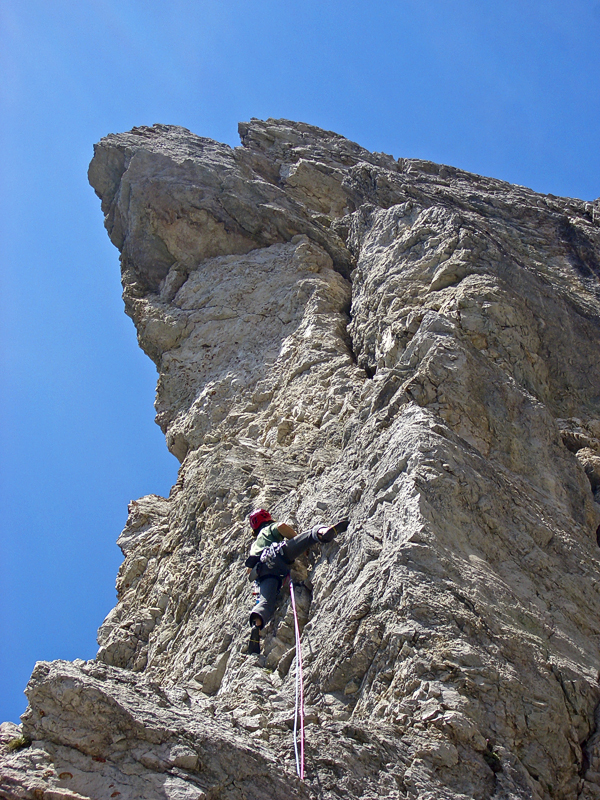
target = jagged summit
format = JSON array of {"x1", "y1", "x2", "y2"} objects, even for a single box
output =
[{"x1": 3, "y1": 120, "x2": 600, "y2": 799}]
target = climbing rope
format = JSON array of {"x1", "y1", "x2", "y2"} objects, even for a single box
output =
[{"x1": 289, "y1": 582, "x2": 305, "y2": 780}]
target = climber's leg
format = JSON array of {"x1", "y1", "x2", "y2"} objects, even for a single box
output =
[
  {"x1": 249, "y1": 576, "x2": 281, "y2": 629},
  {"x1": 280, "y1": 519, "x2": 350, "y2": 560},
  {"x1": 279, "y1": 529, "x2": 316, "y2": 562}
]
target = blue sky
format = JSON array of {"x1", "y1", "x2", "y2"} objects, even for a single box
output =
[{"x1": 1, "y1": 0, "x2": 599, "y2": 724}]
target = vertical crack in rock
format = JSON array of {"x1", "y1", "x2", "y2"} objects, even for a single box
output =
[{"x1": 3, "y1": 118, "x2": 600, "y2": 800}]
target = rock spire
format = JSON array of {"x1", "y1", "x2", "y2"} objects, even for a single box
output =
[{"x1": 2, "y1": 119, "x2": 600, "y2": 800}]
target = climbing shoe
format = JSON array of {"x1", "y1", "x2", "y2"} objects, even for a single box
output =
[
  {"x1": 317, "y1": 518, "x2": 350, "y2": 543},
  {"x1": 248, "y1": 624, "x2": 261, "y2": 655}
]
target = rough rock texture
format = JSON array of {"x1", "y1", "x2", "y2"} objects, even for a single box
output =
[{"x1": 3, "y1": 119, "x2": 600, "y2": 800}]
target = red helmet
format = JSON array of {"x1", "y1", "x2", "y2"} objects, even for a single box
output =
[{"x1": 249, "y1": 508, "x2": 272, "y2": 531}]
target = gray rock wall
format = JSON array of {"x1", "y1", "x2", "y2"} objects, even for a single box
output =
[{"x1": 3, "y1": 119, "x2": 600, "y2": 800}]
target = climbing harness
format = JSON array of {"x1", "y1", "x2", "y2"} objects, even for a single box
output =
[
  {"x1": 259, "y1": 540, "x2": 288, "y2": 573},
  {"x1": 289, "y1": 582, "x2": 305, "y2": 780}
]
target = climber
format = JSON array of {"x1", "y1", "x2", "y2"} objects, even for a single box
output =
[{"x1": 245, "y1": 508, "x2": 349, "y2": 655}]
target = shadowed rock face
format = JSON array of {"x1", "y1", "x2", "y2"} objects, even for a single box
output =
[{"x1": 3, "y1": 119, "x2": 600, "y2": 800}]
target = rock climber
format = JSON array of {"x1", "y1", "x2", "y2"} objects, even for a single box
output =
[{"x1": 245, "y1": 508, "x2": 349, "y2": 655}]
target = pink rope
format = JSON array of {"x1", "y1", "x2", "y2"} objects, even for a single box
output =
[{"x1": 289, "y1": 583, "x2": 305, "y2": 780}]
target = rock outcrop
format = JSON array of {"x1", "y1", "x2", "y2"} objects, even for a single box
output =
[{"x1": 3, "y1": 119, "x2": 600, "y2": 800}]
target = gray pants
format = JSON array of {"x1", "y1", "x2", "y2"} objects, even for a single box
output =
[{"x1": 249, "y1": 528, "x2": 319, "y2": 627}]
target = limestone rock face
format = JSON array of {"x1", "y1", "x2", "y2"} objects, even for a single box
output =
[{"x1": 3, "y1": 119, "x2": 600, "y2": 800}]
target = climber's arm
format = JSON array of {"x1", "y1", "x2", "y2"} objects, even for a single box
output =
[{"x1": 277, "y1": 522, "x2": 297, "y2": 539}]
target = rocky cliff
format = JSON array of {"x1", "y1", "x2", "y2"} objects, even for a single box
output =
[{"x1": 2, "y1": 119, "x2": 600, "y2": 800}]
